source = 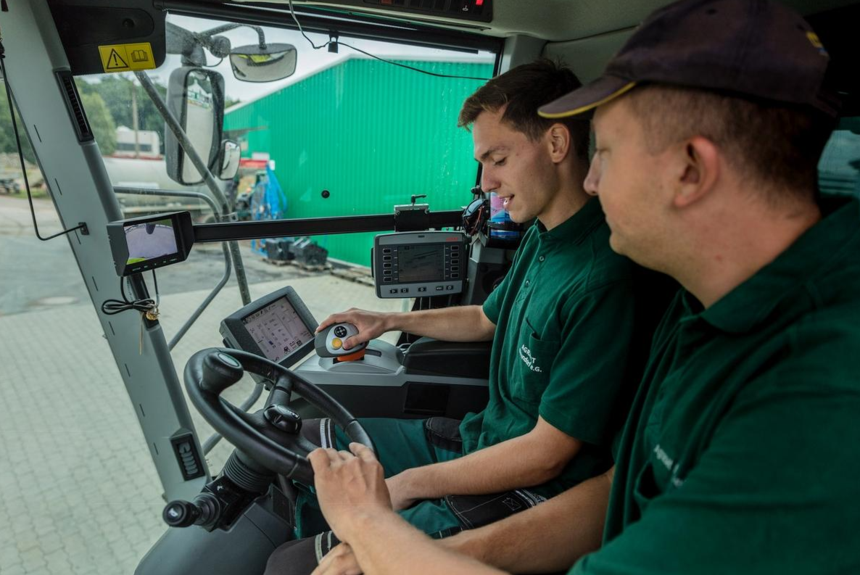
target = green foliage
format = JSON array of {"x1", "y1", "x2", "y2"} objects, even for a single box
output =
[
  {"x1": 0, "y1": 74, "x2": 166, "y2": 166},
  {"x1": 76, "y1": 74, "x2": 168, "y2": 154},
  {"x1": 79, "y1": 91, "x2": 117, "y2": 155},
  {"x1": 2, "y1": 74, "x2": 223, "y2": 162},
  {"x1": 0, "y1": 85, "x2": 38, "y2": 163}
]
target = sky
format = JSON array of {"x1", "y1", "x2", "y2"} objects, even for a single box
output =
[{"x1": 156, "y1": 13, "x2": 495, "y2": 105}]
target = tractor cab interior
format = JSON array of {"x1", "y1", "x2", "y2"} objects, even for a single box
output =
[{"x1": 0, "y1": 0, "x2": 858, "y2": 574}]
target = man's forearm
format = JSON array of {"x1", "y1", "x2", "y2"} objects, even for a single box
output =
[
  {"x1": 397, "y1": 431, "x2": 575, "y2": 500},
  {"x1": 347, "y1": 510, "x2": 507, "y2": 575},
  {"x1": 386, "y1": 305, "x2": 495, "y2": 342},
  {"x1": 441, "y1": 469, "x2": 613, "y2": 574}
]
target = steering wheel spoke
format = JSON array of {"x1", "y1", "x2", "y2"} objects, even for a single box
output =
[{"x1": 184, "y1": 348, "x2": 373, "y2": 485}]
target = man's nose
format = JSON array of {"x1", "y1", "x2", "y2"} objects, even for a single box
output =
[
  {"x1": 481, "y1": 168, "x2": 499, "y2": 193},
  {"x1": 583, "y1": 155, "x2": 601, "y2": 196}
]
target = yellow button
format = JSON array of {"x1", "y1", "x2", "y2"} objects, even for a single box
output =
[{"x1": 332, "y1": 338, "x2": 342, "y2": 350}]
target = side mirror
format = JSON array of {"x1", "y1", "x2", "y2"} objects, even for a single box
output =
[
  {"x1": 165, "y1": 67, "x2": 225, "y2": 186},
  {"x1": 229, "y1": 44, "x2": 297, "y2": 83},
  {"x1": 219, "y1": 140, "x2": 241, "y2": 180}
]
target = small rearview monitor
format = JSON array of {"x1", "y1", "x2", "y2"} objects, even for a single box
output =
[
  {"x1": 107, "y1": 211, "x2": 194, "y2": 276},
  {"x1": 125, "y1": 218, "x2": 179, "y2": 265}
]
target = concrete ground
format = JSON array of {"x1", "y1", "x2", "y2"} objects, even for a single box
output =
[{"x1": 0, "y1": 195, "x2": 404, "y2": 574}]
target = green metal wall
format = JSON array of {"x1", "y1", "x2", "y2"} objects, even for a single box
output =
[{"x1": 224, "y1": 57, "x2": 493, "y2": 265}]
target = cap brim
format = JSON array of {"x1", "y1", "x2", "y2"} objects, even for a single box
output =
[{"x1": 539, "y1": 76, "x2": 637, "y2": 119}]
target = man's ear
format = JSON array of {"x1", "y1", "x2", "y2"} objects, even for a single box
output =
[
  {"x1": 673, "y1": 136, "x2": 720, "y2": 208},
  {"x1": 547, "y1": 123, "x2": 571, "y2": 163}
]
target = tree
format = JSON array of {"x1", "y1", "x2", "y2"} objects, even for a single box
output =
[
  {"x1": 0, "y1": 75, "x2": 147, "y2": 163},
  {"x1": 76, "y1": 74, "x2": 169, "y2": 154},
  {"x1": 79, "y1": 92, "x2": 116, "y2": 155},
  {"x1": 0, "y1": 86, "x2": 37, "y2": 164}
]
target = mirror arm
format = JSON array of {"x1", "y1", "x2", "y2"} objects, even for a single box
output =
[
  {"x1": 200, "y1": 23, "x2": 241, "y2": 36},
  {"x1": 168, "y1": 22, "x2": 269, "y2": 63},
  {"x1": 166, "y1": 21, "x2": 199, "y2": 57},
  {"x1": 201, "y1": 22, "x2": 268, "y2": 50},
  {"x1": 134, "y1": 70, "x2": 252, "y2": 307},
  {"x1": 252, "y1": 26, "x2": 267, "y2": 50}
]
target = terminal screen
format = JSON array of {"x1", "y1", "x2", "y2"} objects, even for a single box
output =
[
  {"x1": 398, "y1": 244, "x2": 444, "y2": 283},
  {"x1": 124, "y1": 218, "x2": 179, "y2": 265},
  {"x1": 242, "y1": 297, "x2": 314, "y2": 362}
]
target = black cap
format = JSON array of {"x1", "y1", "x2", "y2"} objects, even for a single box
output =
[{"x1": 538, "y1": 0, "x2": 840, "y2": 118}]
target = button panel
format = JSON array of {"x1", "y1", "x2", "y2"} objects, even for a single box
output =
[
  {"x1": 379, "y1": 281, "x2": 465, "y2": 297},
  {"x1": 375, "y1": 233, "x2": 468, "y2": 298}
]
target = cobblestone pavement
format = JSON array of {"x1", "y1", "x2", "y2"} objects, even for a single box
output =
[{"x1": 1, "y1": 213, "x2": 405, "y2": 574}]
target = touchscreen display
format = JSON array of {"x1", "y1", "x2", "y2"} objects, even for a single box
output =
[
  {"x1": 398, "y1": 244, "x2": 444, "y2": 283},
  {"x1": 242, "y1": 297, "x2": 314, "y2": 362},
  {"x1": 124, "y1": 218, "x2": 179, "y2": 265}
]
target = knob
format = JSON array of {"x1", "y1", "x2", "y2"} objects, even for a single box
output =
[
  {"x1": 264, "y1": 404, "x2": 302, "y2": 434},
  {"x1": 163, "y1": 500, "x2": 200, "y2": 528},
  {"x1": 162, "y1": 494, "x2": 220, "y2": 529},
  {"x1": 200, "y1": 352, "x2": 244, "y2": 394},
  {"x1": 315, "y1": 323, "x2": 367, "y2": 359}
]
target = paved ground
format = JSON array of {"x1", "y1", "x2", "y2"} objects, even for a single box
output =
[
  {"x1": 0, "y1": 195, "x2": 303, "y2": 316},
  {"x1": 0, "y1": 195, "x2": 404, "y2": 574}
]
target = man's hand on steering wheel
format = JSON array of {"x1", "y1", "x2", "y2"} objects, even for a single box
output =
[{"x1": 309, "y1": 443, "x2": 394, "y2": 542}]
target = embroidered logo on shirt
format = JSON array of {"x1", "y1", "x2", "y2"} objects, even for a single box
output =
[
  {"x1": 654, "y1": 444, "x2": 685, "y2": 488},
  {"x1": 519, "y1": 345, "x2": 543, "y2": 373}
]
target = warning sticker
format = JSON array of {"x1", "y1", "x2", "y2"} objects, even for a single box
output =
[{"x1": 98, "y1": 43, "x2": 156, "y2": 73}]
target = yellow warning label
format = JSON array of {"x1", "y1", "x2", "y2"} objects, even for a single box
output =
[{"x1": 98, "y1": 43, "x2": 156, "y2": 73}]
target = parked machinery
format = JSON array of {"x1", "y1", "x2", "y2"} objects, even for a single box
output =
[
  {"x1": 288, "y1": 238, "x2": 328, "y2": 267},
  {"x1": 264, "y1": 238, "x2": 296, "y2": 263},
  {"x1": 262, "y1": 237, "x2": 328, "y2": 267}
]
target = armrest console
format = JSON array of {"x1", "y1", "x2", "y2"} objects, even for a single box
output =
[{"x1": 402, "y1": 337, "x2": 491, "y2": 380}]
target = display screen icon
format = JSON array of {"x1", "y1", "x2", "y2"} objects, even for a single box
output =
[
  {"x1": 124, "y1": 218, "x2": 179, "y2": 265},
  {"x1": 242, "y1": 297, "x2": 314, "y2": 363}
]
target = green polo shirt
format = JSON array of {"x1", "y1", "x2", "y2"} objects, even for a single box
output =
[
  {"x1": 459, "y1": 198, "x2": 661, "y2": 499},
  {"x1": 573, "y1": 197, "x2": 860, "y2": 574}
]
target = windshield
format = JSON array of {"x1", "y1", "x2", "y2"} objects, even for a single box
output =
[
  {"x1": 79, "y1": 13, "x2": 493, "y2": 456},
  {"x1": 0, "y1": 11, "x2": 496, "y2": 575}
]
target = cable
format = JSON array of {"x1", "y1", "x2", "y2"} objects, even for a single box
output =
[
  {"x1": 101, "y1": 271, "x2": 161, "y2": 320},
  {"x1": 0, "y1": 42, "x2": 88, "y2": 241},
  {"x1": 286, "y1": 0, "x2": 490, "y2": 81},
  {"x1": 339, "y1": 41, "x2": 490, "y2": 81},
  {"x1": 204, "y1": 57, "x2": 225, "y2": 68},
  {"x1": 287, "y1": 0, "x2": 331, "y2": 50}
]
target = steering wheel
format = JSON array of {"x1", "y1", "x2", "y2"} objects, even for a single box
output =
[{"x1": 184, "y1": 348, "x2": 373, "y2": 485}]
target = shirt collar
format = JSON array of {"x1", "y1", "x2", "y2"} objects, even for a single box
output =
[
  {"x1": 535, "y1": 197, "x2": 604, "y2": 245},
  {"x1": 697, "y1": 196, "x2": 860, "y2": 334}
]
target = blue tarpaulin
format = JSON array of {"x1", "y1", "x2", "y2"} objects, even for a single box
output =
[{"x1": 251, "y1": 165, "x2": 288, "y2": 254}]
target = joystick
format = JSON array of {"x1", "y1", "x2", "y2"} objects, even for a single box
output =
[{"x1": 315, "y1": 323, "x2": 367, "y2": 361}]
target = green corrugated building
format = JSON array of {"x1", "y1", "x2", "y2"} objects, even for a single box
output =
[{"x1": 224, "y1": 55, "x2": 493, "y2": 265}]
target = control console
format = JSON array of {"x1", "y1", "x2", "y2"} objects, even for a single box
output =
[
  {"x1": 374, "y1": 231, "x2": 467, "y2": 298},
  {"x1": 217, "y1": 285, "x2": 490, "y2": 420}
]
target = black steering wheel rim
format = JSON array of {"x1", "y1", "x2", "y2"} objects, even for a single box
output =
[{"x1": 184, "y1": 348, "x2": 373, "y2": 485}]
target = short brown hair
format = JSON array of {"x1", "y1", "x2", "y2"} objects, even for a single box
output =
[
  {"x1": 624, "y1": 84, "x2": 836, "y2": 203},
  {"x1": 458, "y1": 59, "x2": 590, "y2": 163}
]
